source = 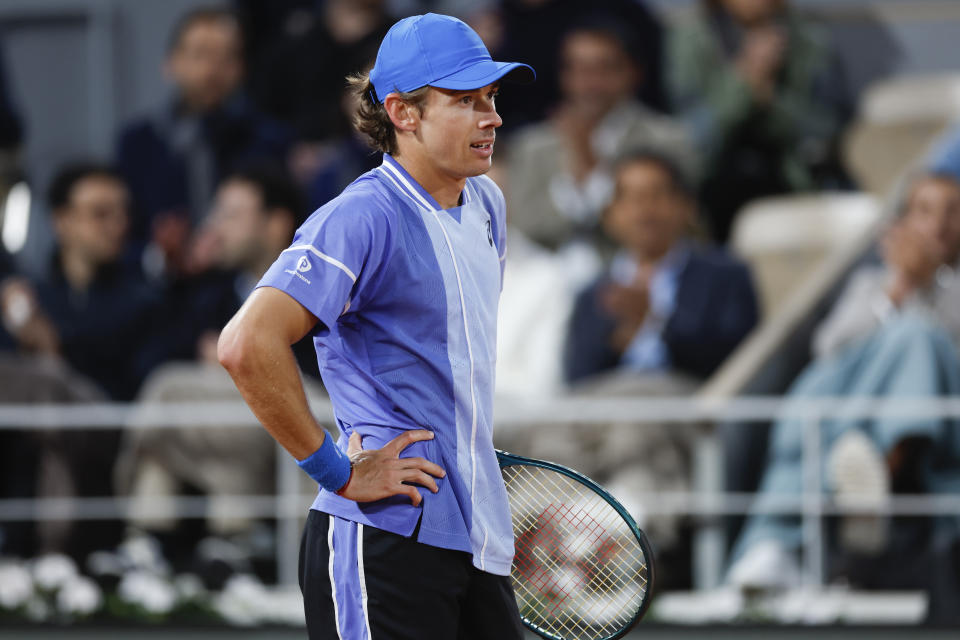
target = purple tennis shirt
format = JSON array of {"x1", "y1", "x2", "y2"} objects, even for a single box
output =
[{"x1": 257, "y1": 154, "x2": 513, "y2": 575}]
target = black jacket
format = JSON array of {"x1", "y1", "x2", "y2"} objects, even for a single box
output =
[
  {"x1": 33, "y1": 256, "x2": 162, "y2": 401},
  {"x1": 564, "y1": 247, "x2": 759, "y2": 383}
]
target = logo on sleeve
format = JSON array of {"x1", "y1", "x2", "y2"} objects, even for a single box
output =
[
  {"x1": 485, "y1": 219, "x2": 493, "y2": 247},
  {"x1": 284, "y1": 254, "x2": 312, "y2": 284}
]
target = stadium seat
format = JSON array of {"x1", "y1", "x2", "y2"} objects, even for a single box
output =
[
  {"x1": 729, "y1": 192, "x2": 882, "y2": 318},
  {"x1": 844, "y1": 73, "x2": 960, "y2": 196}
]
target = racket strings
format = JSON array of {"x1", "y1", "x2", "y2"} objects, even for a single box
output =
[
  {"x1": 510, "y1": 469, "x2": 647, "y2": 592},
  {"x1": 510, "y1": 484, "x2": 641, "y2": 637},
  {"x1": 503, "y1": 465, "x2": 649, "y2": 639},
  {"x1": 512, "y1": 506, "x2": 643, "y2": 634},
  {"x1": 514, "y1": 503, "x2": 635, "y2": 630}
]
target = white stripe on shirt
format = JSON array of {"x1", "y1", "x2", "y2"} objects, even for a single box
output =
[
  {"x1": 282, "y1": 244, "x2": 358, "y2": 282},
  {"x1": 382, "y1": 161, "x2": 439, "y2": 212},
  {"x1": 378, "y1": 167, "x2": 429, "y2": 213},
  {"x1": 425, "y1": 209, "x2": 484, "y2": 570}
]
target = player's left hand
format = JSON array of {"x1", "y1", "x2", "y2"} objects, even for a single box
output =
[{"x1": 338, "y1": 429, "x2": 447, "y2": 506}]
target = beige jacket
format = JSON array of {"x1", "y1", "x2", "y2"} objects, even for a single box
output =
[
  {"x1": 505, "y1": 100, "x2": 695, "y2": 250},
  {"x1": 813, "y1": 263, "x2": 960, "y2": 359}
]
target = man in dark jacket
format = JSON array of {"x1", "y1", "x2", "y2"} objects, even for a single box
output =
[
  {"x1": 116, "y1": 7, "x2": 290, "y2": 278},
  {"x1": 34, "y1": 163, "x2": 161, "y2": 401},
  {"x1": 554, "y1": 151, "x2": 758, "y2": 579},
  {"x1": 564, "y1": 150, "x2": 758, "y2": 384},
  {"x1": 5, "y1": 163, "x2": 162, "y2": 560},
  {"x1": 140, "y1": 165, "x2": 318, "y2": 377}
]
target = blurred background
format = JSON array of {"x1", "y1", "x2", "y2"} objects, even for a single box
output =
[{"x1": 1, "y1": 0, "x2": 960, "y2": 636}]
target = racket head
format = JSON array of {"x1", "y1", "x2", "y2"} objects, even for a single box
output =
[{"x1": 497, "y1": 450, "x2": 655, "y2": 640}]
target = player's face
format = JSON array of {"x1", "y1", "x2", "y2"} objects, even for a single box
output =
[
  {"x1": 605, "y1": 160, "x2": 690, "y2": 259},
  {"x1": 56, "y1": 176, "x2": 129, "y2": 265},
  {"x1": 417, "y1": 84, "x2": 503, "y2": 181}
]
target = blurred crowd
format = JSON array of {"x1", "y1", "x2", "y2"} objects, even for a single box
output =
[{"x1": 0, "y1": 0, "x2": 959, "y2": 614}]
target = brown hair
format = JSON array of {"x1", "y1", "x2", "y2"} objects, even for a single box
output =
[
  {"x1": 347, "y1": 71, "x2": 430, "y2": 156},
  {"x1": 167, "y1": 7, "x2": 242, "y2": 55},
  {"x1": 613, "y1": 148, "x2": 693, "y2": 201},
  {"x1": 608, "y1": 148, "x2": 707, "y2": 240}
]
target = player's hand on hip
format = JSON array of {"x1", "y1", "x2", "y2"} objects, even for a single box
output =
[{"x1": 338, "y1": 429, "x2": 446, "y2": 506}]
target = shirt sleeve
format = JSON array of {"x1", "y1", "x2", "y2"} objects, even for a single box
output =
[{"x1": 256, "y1": 196, "x2": 390, "y2": 329}]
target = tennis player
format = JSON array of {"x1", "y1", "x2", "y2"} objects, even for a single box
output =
[{"x1": 218, "y1": 13, "x2": 534, "y2": 639}]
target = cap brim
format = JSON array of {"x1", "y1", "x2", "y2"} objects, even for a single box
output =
[{"x1": 430, "y1": 60, "x2": 536, "y2": 91}]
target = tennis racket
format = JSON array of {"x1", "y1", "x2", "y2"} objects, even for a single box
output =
[{"x1": 497, "y1": 450, "x2": 655, "y2": 640}]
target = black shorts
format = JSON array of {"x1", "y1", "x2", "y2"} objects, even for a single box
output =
[{"x1": 299, "y1": 509, "x2": 525, "y2": 640}]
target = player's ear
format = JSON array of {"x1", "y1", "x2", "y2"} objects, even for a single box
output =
[{"x1": 383, "y1": 94, "x2": 420, "y2": 133}]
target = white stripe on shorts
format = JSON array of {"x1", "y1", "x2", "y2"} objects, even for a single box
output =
[
  {"x1": 327, "y1": 514, "x2": 344, "y2": 639},
  {"x1": 357, "y1": 523, "x2": 373, "y2": 639}
]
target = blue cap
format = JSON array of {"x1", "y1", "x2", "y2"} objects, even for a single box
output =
[{"x1": 369, "y1": 13, "x2": 535, "y2": 103}]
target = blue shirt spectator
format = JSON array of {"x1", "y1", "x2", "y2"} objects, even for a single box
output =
[
  {"x1": 564, "y1": 150, "x2": 758, "y2": 383},
  {"x1": 611, "y1": 244, "x2": 688, "y2": 371}
]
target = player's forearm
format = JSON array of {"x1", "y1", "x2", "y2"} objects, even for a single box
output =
[{"x1": 218, "y1": 317, "x2": 325, "y2": 460}]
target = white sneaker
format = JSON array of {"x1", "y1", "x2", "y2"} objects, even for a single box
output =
[
  {"x1": 826, "y1": 429, "x2": 890, "y2": 554},
  {"x1": 727, "y1": 539, "x2": 801, "y2": 590}
]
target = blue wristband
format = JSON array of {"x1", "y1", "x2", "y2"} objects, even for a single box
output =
[{"x1": 296, "y1": 431, "x2": 352, "y2": 492}]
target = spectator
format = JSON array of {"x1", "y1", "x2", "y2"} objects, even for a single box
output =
[
  {"x1": 0, "y1": 244, "x2": 104, "y2": 561},
  {"x1": 495, "y1": 0, "x2": 666, "y2": 127},
  {"x1": 140, "y1": 165, "x2": 319, "y2": 377},
  {"x1": 727, "y1": 171, "x2": 960, "y2": 592},
  {"x1": 243, "y1": 0, "x2": 390, "y2": 212},
  {"x1": 500, "y1": 152, "x2": 757, "y2": 583},
  {"x1": 207, "y1": 167, "x2": 309, "y2": 310},
  {"x1": 115, "y1": 167, "x2": 321, "y2": 570},
  {"x1": 296, "y1": 85, "x2": 382, "y2": 211},
  {"x1": 564, "y1": 150, "x2": 758, "y2": 385},
  {"x1": 246, "y1": 0, "x2": 390, "y2": 143},
  {"x1": 116, "y1": 7, "x2": 291, "y2": 279},
  {"x1": 668, "y1": 0, "x2": 849, "y2": 244},
  {"x1": 507, "y1": 21, "x2": 694, "y2": 252},
  {"x1": 1, "y1": 163, "x2": 161, "y2": 560},
  {"x1": 31, "y1": 163, "x2": 160, "y2": 401},
  {"x1": 205, "y1": 165, "x2": 319, "y2": 375}
]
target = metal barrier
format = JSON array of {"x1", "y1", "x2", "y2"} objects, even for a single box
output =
[{"x1": 2, "y1": 396, "x2": 959, "y2": 587}]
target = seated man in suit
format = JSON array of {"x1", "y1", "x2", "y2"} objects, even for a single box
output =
[
  {"x1": 542, "y1": 151, "x2": 757, "y2": 579},
  {"x1": 564, "y1": 149, "x2": 759, "y2": 386}
]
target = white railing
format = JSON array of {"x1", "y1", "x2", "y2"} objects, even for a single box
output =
[{"x1": 2, "y1": 396, "x2": 959, "y2": 588}]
